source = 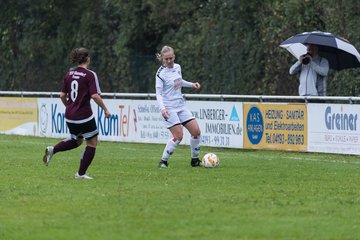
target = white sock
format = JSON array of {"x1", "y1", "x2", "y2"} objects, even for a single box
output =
[
  {"x1": 190, "y1": 136, "x2": 201, "y2": 159},
  {"x1": 161, "y1": 138, "x2": 181, "y2": 161}
]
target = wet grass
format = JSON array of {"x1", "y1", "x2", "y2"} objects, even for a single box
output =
[{"x1": 1, "y1": 134, "x2": 360, "y2": 239}]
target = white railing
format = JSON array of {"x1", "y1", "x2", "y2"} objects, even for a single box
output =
[{"x1": 0, "y1": 91, "x2": 360, "y2": 103}]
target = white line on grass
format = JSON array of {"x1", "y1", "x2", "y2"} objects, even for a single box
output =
[
  {"x1": 219, "y1": 151, "x2": 360, "y2": 165},
  {"x1": 2, "y1": 139, "x2": 360, "y2": 165},
  {"x1": 0, "y1": 139, "x2": 161, "y2": 153}
]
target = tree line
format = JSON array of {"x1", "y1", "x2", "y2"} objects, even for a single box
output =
[{"x1": 0, "y1": 0, "x2": 359, "y2": 96}]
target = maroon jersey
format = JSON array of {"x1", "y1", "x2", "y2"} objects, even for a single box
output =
[{"x1": 61, "y1": 67, "x2": 101, "y2": 122}]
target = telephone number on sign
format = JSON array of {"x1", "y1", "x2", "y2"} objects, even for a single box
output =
[
  {"x1": 265, "y1": 133, "x2": 304, "y2": 145},
  {"x1": 201, "y1": 135, "x2": 230, "y2": 146}
]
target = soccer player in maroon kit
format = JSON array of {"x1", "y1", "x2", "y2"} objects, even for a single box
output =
[{"x1": 43, "y1": 47, "x2": 111, "y2": 179}]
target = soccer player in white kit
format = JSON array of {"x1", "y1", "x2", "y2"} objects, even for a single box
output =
[{"x1": 155, "y1": 46, "x2": 202, "y2": 168}]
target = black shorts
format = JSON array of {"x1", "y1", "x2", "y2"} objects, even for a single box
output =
[{"x1": 66, "y1": 118, "x2": 98, "y2": 140}]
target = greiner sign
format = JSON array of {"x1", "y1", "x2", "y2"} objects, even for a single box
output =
[
  {"x1": 308, "y1": 104, "x2": 360, "y2": 155},
  {"x1": 325, "y1": 106, "x2": 357, "y2": 131}
]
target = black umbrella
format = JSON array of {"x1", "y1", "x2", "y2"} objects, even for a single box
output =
[{"x1": 280, "y1": 31, "x2": 360, "y2": 70}]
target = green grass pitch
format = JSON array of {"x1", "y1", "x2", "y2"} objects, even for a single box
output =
[{"x1": 1, "y1": 134, "x2": 360, "y2": 239}]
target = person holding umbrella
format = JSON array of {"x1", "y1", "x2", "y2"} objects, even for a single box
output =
[
  {"x1": 282, "y1": 31, "x2": 360, "y2": 96},
  {"x1": 289, "y1": 44, "x2": 329, "y2": 96}
]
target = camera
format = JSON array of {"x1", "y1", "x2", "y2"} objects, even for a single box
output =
[{"x1": 302, "y1": 53, "x2": 312, "y2": 65}]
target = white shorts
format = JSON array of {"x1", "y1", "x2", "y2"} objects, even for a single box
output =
[{"x1": 162, "y1": 108, "x2": 195, "y2": 129}]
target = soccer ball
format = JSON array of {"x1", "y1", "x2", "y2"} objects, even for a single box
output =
[{"x1": 201, "y1": 153, "x2": 220, "y2": 168}]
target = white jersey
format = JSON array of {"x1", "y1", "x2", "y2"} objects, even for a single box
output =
[{"x1": 155, "y1": 63, "x2": 193, "y2": 111}]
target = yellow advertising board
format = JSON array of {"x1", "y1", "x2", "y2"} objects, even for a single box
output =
[
  {"x1": 0, "y1": 97, "x2": 38, "y2": 132},
  {"x1": 244, "y1": 103, "x2": 307, "y2": 151}
]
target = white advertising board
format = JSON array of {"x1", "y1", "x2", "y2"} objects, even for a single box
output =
[
  {"x1": 186, "y1": 101, "x2": 243, "y2": 148},
  {"x1": 37, "y1": 98, "x2": 243, "y2": 148},
  {"x1": 37, "y1": 98, "x2": 169, "y2": 143},
  {"x1": 308, "y1": 103, "x2": 360, "y2": 154},
  {"x1": 38, "y1": 98, "x2": 69, "y2": 139},
  {"x1": 97, "y1": 99, "x2": 169, "y2": 143}
]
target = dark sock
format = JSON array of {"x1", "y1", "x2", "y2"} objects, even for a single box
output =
[
  {"x1": 78, "y1": 146, "x2": 96, "y2": 175},
  {"x1": 53, "y1": 139, "x2": 79, "y2": 154}
]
